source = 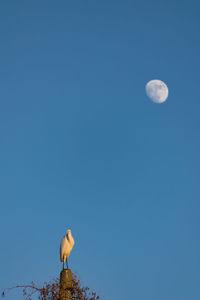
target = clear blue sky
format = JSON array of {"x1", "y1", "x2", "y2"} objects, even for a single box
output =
[{"x1": 0, "y1": 1, "x2": 200, "y2": 299}]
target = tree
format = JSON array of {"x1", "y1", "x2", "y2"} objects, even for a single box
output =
[{"x1": 2, "y1": 274, "x2": 100, "y2": 300}]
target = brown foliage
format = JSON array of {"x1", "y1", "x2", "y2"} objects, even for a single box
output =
[{"x1": 2, "y1": 274, "x2": 99, "y2": 300}]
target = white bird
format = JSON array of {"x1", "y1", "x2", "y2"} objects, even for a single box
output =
[{"x1": 60, "y1": 229, "x2": 75, "y2": 269}]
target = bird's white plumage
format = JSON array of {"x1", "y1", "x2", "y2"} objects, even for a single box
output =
[{"x1": 60, "y1": 229, "x2": 75, "y2": 263}]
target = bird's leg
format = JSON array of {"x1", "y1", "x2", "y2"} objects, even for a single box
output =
[{"x1": 66, "y1": 259, "x2": 69, "y2": 269}]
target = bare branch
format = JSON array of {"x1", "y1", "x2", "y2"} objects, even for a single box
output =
[{"x1": 2, "y1": 275, "x2": 100, "y2": 300}]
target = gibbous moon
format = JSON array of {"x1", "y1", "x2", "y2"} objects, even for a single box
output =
[{"x1": 145, "y1": 80, "x2": 168, "y2": 103}]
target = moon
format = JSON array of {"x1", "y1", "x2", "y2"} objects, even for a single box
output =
[{"x1": 145, "y1": 80, "x2": 168, "y2": 103}]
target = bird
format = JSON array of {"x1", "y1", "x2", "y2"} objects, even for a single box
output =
[{"x1": 60, "y1": 229, "x2": 75, "y2": 269}]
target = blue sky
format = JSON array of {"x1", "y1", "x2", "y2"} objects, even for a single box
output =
[{"x1": 0, "y1": 1, "x2": 200, "y2": 299}]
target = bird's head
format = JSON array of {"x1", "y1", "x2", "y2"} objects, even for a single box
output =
[{"x1": 66, "y1": 229, "x2": 71, "y2": 234}]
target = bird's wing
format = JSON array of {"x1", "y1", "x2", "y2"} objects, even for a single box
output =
[{"x1": 60, "y1": 236, "x2": 67, "y2": 262}]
